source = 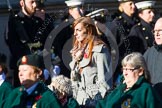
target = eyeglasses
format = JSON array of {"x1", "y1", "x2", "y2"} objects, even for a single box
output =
[
  {"x1": 152, "y1": 29, "x2": 162, "y2": 34},
  {"x1": 121, "y1": 67, "x2": 140, "y2": 72}
]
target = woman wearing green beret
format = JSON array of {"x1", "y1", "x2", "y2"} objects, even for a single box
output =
[
  {"x1": 0, "y1": 54, "x2": 61, "y2": 108},
  {"x1": 97, "y1": 52, "x2": 162, "y2": 108}
]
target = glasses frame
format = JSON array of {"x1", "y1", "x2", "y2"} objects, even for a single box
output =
[
  {"x1": 121, "y1": 66, "x2": 140, "y2": 72},
  {"x1": 152, "y1": 29, "x2": 162, "y2": 34}
]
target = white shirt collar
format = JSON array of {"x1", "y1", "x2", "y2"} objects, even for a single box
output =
[{"x1": 0, "y1": 73, "x2": 6, "y2": 86}]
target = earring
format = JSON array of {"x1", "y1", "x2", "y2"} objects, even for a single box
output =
[{"x1": 37, "y1": 75, "x2": 39, "y2": 79}]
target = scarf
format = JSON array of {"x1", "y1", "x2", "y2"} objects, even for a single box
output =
[{"x1": 70, "y1": 43, "x2": 88, "y2": 61}]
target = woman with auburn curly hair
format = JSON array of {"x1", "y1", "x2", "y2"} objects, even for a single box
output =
[{"x1": 69, "y1": 16, "x2": 113, "y2": 107}]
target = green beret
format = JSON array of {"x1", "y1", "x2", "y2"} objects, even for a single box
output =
[{"x1": 17, "y1": 54, "x2": 44, "y2": 69}]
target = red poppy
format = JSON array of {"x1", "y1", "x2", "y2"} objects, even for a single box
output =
[
  {"x1": 84, "y1": 53, "x2": 88, "y2": 58},
  {"x1": 35, "y1": 95, "x2": 42, "y2": 101},
  {"x1": 21, "y1": 56, "x2": 27, "y2": 64}
]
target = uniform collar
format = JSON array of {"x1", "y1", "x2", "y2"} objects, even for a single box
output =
[
  {"x1": 26, "y1": 82, "x2": 39, "y2": 95},
  {"x1": 0, "y1": 73, "x2": 6, "y2": 86},
  {"x1": 18, "y1": 10, "x2": 34, "y2": 18},
  {"x1": 140, "y1": 19, "x2": 153, "y2": 30},
  {"x1": 18, "y1": 11, "x2": 26, "y2": 18},
  {"x1": 121, "y1": 13, "x2": 135, "y2": 25},
  {"x1": 132, "y1": 76, "x2": 145, "y2": 87}
]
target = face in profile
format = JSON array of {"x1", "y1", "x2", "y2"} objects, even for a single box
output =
[
  {"x1": 69, "y1": 7, "x2": 83, "y2": 19},
  {"x1": 154, "y1": 19, "x2": 162, "y2": 45},
  {"x1": 18, "y1": 64, "x2": 41, "y2": 88},
  {"x1": 122, "y1": 64, "x2": 142, "y2": 87},
  {"x1": 139, "y1": 9, "x2": 154, "y2": 23},
  {"x1": 74, "y1": 23, "x2": 87, "y2": 42},
  {"x1": 121, "y1": 1, "x2": 136, "y2": 16},
  {"x1": 21, "y1": 0, "x2": 37, "y2": 16}
]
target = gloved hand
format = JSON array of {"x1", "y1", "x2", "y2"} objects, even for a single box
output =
[
  {"x1": 51, "y1": 65, "x2": 60, "y2": 80},
  {"x1": 43, "y1": 69, "x2": 50, "y2": 80}
]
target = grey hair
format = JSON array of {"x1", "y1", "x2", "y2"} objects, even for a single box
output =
[
  {"x1": 122, "y1": 52, "x2": 150, "y2": 82},
  {"x1": 51, "y1": 75, "x2": 72, "y2": 96}
]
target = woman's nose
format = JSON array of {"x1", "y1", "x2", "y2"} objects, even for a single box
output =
[
  {"x1": 151, "y1": 11, "x2": 155, "y2": 17},
  {"x1": 74, "y1": 31, "x2": 77, "y2": 36},
  {"x1": 18, "y1": 71, "x2": 22, "y2": 76}
]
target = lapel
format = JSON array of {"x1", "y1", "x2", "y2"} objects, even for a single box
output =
[
  {"x1": 79, "y1": 44, "x2": 104, "y2": 68},
  {"x1": 70, "y1": 44, "x2": 104, "y2": 69},
  {"x1": 25, "y1": 83, "x2": 45, "y2": 107},
  {"x1": 11, "y1": 87, "x2": 28, "y2": 107},
  {"x1": 79, "y1": 57, "x2": 91, "y2": 68}
]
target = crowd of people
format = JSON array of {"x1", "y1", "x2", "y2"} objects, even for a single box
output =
[{"x1": 1, "y1": 0, "x2": 162, "y2": 108}]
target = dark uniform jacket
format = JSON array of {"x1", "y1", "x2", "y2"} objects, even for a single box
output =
[
  {"x1": 109, "y1": 13, "x2": 138, "y2": 84},
  {"x1": 96, "y1": 76, "x2": 162, "y2": 108},
  {"x1": 35, "y1": 13, "x2": 54, "y2": 51},
  {"x1": 6, "y1": 11, "x2": 44, "y2": 68},
  {"x1": 144, "y1": 45, "x2": 162, "y2": 98},
  {"x1": 109, "y1": 13, "x2": 138, "y2": 60},
  {"x1": 0, "y1": 82, "x2": 61, "y2": 108},
  {"x1": 0, "y1": 81, "x2": 13, "y2": 104},
  {"x1": 128, "y1": 19, "x2": 154, "y2": 54}
]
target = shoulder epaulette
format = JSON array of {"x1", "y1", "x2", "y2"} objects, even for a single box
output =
[
  {"x1": 132, "y1": 23, "x2": 141, "y2": 29},
  {"x1": 118, "y1": 15, "x2": 123, "y2": 19},
  {"x1": 137, "y1": 22, "x2": 141, "y2": 26}
]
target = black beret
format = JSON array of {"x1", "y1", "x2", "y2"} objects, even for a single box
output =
[{"x1": 17, "y1": 54, "x2": 44, "y2": 69}]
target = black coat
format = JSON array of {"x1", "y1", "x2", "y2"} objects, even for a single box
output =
[
  {"x1": 6, "y1": 11, "x2": 54, "y2": 67},
  {"x1": 128, "y1": 19, "x2": 154, "y2": 54},
  {"x1": 109, "y1": 12, "x2": 138, "y2": 61},
  {"x1": 6, "y1": 11, "x2": 44, "y2": 67},
  {"x1": 108, "y1": 12, "x2": 138, "y2": 84}
]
